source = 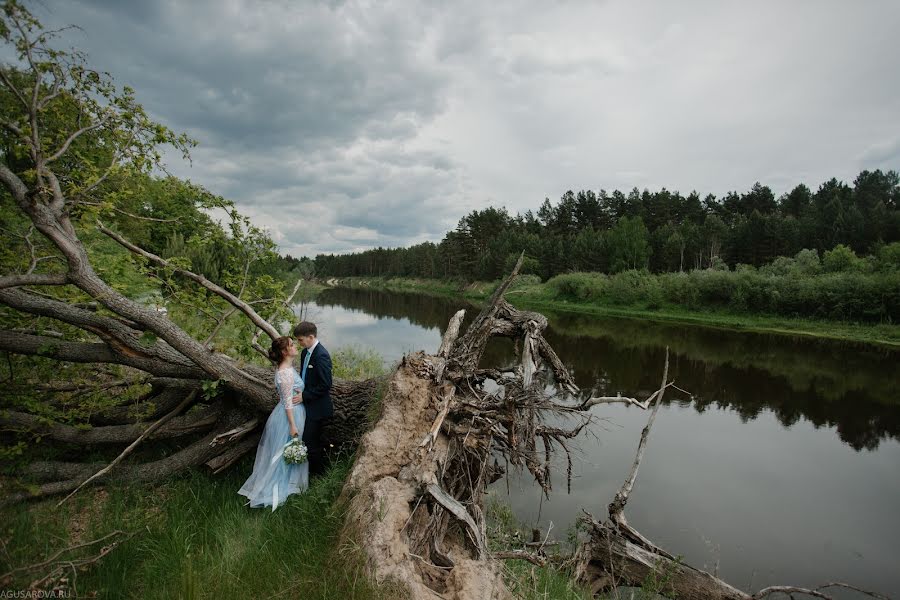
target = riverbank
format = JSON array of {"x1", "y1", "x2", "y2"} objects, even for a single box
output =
[
  {"x1": 2, "y1": 345, "x2": 586, "y2": 599},
  {"x1": 321, "y1": 276, "x2": 900, "y2": 347}
]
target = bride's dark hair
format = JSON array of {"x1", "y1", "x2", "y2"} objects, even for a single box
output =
[{"x1": 268, "y1": 336, "x2": 294, "y2": 364}]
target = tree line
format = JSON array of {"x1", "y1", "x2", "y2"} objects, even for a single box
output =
[{"x1": 313, "y1": 171, "x2": 900, "y2": 281}]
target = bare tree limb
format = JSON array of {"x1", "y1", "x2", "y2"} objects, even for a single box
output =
[
  {"x1": 608, "y1": 348, "x2": 669, "y2": 520},
  {"x1": 0, "y1": 273, "x2": 67, "y2": 289},
  {"x1": 752, "y1": 582, "x2": 891, "y2": 600},
  {"x1": 2, "y1": 405, "x2": 214, "y2": 446},
  {"x1": 492, "y1": 550, "x2": 548, "y2": 567},
  {"x1": 0, "y1": 161, "x2": 30, "y2": 208},
  {"x1": 77, "y1": 201, "x2": 181, "y2": 222},
  {"x1": 0, "y1": 330, "x2": 205, "y2": 379},
  {"x1": 580, "y1": 382, "x2": 676, "y2": 411},
  {"x1": 56, "y1": 390, "x2": 199, "y2": 506},
  {"x1": 45, "y1": 112, "x2": 111, "y2": 163},
  {"x1": 1, "y1": 530, "x2": 133, "y2": 580},
  {"x1": 0, "y1": 65, "x2": 30, "y2": 109},
  {"x1": 97, "y1": 221, "x2": 279, "y2": 341}
]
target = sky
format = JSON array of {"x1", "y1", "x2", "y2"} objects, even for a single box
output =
[{"x1": 29, "y1": 0, "x2": 900, "y2": 257}]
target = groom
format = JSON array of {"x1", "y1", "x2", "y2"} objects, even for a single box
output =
[{"x1": 292, "y1": 321, "x2": 333, "y2": 477}]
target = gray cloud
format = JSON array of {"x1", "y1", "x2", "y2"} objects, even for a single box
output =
[{"x1": 26, "y1": 0, "x2": 900, "y2": 256}]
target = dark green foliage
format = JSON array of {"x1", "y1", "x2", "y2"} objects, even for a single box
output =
[
  {"x1": 314, "y1": 172, "x2": 899, "y2": 324},
  {"x1": 315, "y1": 170, "x2": 900, "y2": 286}
]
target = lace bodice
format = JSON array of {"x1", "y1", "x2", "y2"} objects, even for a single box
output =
[{"x1": 275, "y1": 367, "x2": 304, "y2": 411}]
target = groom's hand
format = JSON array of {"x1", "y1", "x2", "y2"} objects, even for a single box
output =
[{"x1": 292, "y1": 394, "x2": 303, "y2": 405}]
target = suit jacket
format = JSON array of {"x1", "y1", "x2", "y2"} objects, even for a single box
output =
[{"x1": 298, "y1": 342, "x2": 333, "y2": 421}]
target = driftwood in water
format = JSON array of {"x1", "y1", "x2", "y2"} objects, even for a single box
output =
[
  {"x1": 573, "y1": 352, "x2": 891, "y2": 600},
  {"x1": 338, "y1": 256, "x2": 891, "y2": 600}
]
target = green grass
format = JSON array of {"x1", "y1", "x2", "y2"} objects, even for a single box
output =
[
  {"x1": 1, "y1": 456, "x2": 405, "y2": 599},
  {"x1": 333, "y1": 276, "x2": 900, "y2": 347},
  {"x1": 511, "y1": 296, "x2": 900, "y2": 347},
  {"x1": 486, "y1": 495, "x2": 592, "y2": 600}
]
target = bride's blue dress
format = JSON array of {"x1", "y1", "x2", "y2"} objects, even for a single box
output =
[{"x1": 238, "y1": 367, "x2": 309, "y2": 510}]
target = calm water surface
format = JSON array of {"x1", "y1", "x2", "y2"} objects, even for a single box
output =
[{"x1": 298, "y1": 287, "x2": 900, "y2": 596}]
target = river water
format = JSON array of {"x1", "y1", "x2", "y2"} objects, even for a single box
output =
[{"x1": 297, "y1": 287, "x2": 900, "y2": 596}]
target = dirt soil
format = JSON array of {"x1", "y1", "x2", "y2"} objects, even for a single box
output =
[{"x1": 341, "y1": 352, "x2": 512, "y2": 600}]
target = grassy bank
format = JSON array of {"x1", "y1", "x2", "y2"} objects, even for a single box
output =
[
  {"x1": 2, "y1": 457, "x2": 407, "y2": 599},
  {"x1": 326, "y1": 276, "x2": 900, "y2": 347},
  {"x1": 1, "y1": 344, "x2": 588, "y2": 599}
]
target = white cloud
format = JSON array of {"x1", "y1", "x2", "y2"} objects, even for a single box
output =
[{"x1": 32, "y1": 0, "x2": 900, "y2": 255}]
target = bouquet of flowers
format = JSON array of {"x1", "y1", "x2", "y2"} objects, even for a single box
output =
[{"x1": 283, "y1": 437, "x2": 308, "y2": 465}]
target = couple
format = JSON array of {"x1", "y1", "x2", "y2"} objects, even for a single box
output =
[{"x1": 238, "y1": 321, "x2": 333, "y2": 510}]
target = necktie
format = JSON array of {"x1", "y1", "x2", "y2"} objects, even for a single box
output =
[{"x1": 301, "y1": 348, "x2": 312, "y2": 384}]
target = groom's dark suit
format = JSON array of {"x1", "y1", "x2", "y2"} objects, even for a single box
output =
[{"x1": 298, "y1": 342, "x2": 333, "y2": 476}]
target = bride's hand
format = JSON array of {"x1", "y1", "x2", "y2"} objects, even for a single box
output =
[{"x1": 290, "y1": 425, "x2": 299, "y2": 437}]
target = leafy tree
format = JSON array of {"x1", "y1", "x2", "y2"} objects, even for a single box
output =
[
  {"x1": 607, "y1": 216, "x2": 651, "y2": 273},
  {"x1": 0, "y1": 1, "x2": 367, "y2": 503}
]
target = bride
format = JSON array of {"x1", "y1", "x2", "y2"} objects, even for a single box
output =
[{"x1": 238, "y1": 336, "x2": 309, "y2": 510}]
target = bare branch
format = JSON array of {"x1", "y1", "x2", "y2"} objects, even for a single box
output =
[
  {"x1": 752, "y1": 582, "x2": 891, "y2": 600},
  {"x1": 203, "y1": 306, "x2": 238, "y2": 348},
  {"x1": 45, "y1": 111, "x2": 111, "y2": 163},
  {"x1": 36, "y1": 65, "x2": 64, "y2": 109},
  {"x1": 97, "y1": 222, "x2": 279, "y2": 341},
  {"x1": 580, "y1": 382, "x2": 675, "y2": 411},
  {"x1": 0, "y1": 531, "x2": 133, "y2": 581},
  {"x1": 76, "y1": 201, "x2": 182, "y2": 222},
  {"x1": 0, "y1": 330, "x2": 204, "y2": 379},
  {"x1": 609, "y1": 348, "x2": 670, "y2": 519},
  {"x1": 2, "y1": 405, "x2": 214, "y2": 446},
  {"x1": 0, "y1": 273, "x2": 67, "y2": 289},
  {"x1": 57, "y1": 390, "x2": 199, "y2": 506},
  {"x1": 0, "y1": 162, "x2": 30, "y2": 207},
  {"x1": 492, "y1": 550, "x2": 548, "y2": 567},
  {"x1": 0, "y1": 117, "x2": 27, "y2": 141},
  {"x1": 0, "y1": 66, "x2": 30, "y2": 109}
]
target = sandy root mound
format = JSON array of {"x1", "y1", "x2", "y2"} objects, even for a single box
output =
[{"x1": 340, "y1": 351, "x2": 511, "y2": 600}]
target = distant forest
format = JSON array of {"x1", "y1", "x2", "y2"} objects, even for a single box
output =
[{"x1": 313, "y1": 170, "x2": 900, "y2": 281}]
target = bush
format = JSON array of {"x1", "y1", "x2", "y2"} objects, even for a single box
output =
[
  {"x1": 546, "y1": 272, "x2": 608, "y2": 301},
  {"x1": 823, "y1": 244, "x2": 860, "y2": 273},
  {"x1": 877, "y1": 242, "x2": 900, "y2": 271},
  {"x1": 760, "y1": 256, "x2": 795, "y2": 276},
  {"x1": 659, "y1": 272, "x2": 700, "y2": 308},
  {"x1": 509, "y1": 274, "x2": 542, "y2": 291},
  {"x1": 542, "y1": 261, "x2": 900, "y2": 323},
  {"x1": 794, "y1": 248, "x2": 822, "y2": 275},
  {"x1": 606, "y1": 270, "x2": 662, "y2": 307}
]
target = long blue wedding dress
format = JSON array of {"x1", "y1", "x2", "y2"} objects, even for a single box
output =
[{"x1": 238, "y1": 367, "x2": 309, "y2": 510}]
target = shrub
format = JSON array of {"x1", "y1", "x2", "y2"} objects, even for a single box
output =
[
  {"x1": 823, "y1": 244, "x2": 860, "y2": 273},
  {"x1": 659, "y1": 272, "x2": 700, "y2": 308},
  {"x1": 793, "y1": 248, "x2": 822, "y2": 275},
  {"x1": 606, "y1": 270, "x2": 662, "y2": 306},
  {"x1": 877, "y1": 242, "x2": 900, "y2": 271},
  {"x1": 547, "y1": 272, "x2": 608, "y2": 301}
]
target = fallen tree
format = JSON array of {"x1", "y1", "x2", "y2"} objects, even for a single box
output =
[
  {"x1": 0, "y1": 3, "x2": 377, "y2": 505},
  {"x1": 2, "y1": 6, "x2": 890, "y2": 599}
]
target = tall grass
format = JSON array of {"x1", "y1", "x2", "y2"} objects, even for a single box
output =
[
  {"x1": 486, "y1": 495, "x2": 591, "y2": 600},
  {"x1": 2, "y1": 346, "x2": 398, "y2": 599},
  {"x1": 1, "y1": 456, "x2": 405, "y2": 599}
]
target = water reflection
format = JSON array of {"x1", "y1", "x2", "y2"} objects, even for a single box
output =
[
  {"x1": 317, "y1": 287, "x2": 900, "y2": 451},
  {"x1": 307, "y1": 287, "x2": 900, "y2": 595}
]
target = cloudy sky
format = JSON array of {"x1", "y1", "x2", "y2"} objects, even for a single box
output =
[{"x1": 32, "y1": 0, "x2": 900, "y2": 257}]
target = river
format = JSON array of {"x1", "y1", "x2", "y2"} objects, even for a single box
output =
[{"x1": 296, "y1": 287, "x2": 900, "y2": 596}]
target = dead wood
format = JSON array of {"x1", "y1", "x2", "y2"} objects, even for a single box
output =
[{"x1": 338, "y1": 256, "x2": 593, "y2": 600}]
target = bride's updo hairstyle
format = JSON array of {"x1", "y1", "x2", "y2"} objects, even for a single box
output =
[{"x1": 268, "y1": 336, "x2": 294, "y2": 364}]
